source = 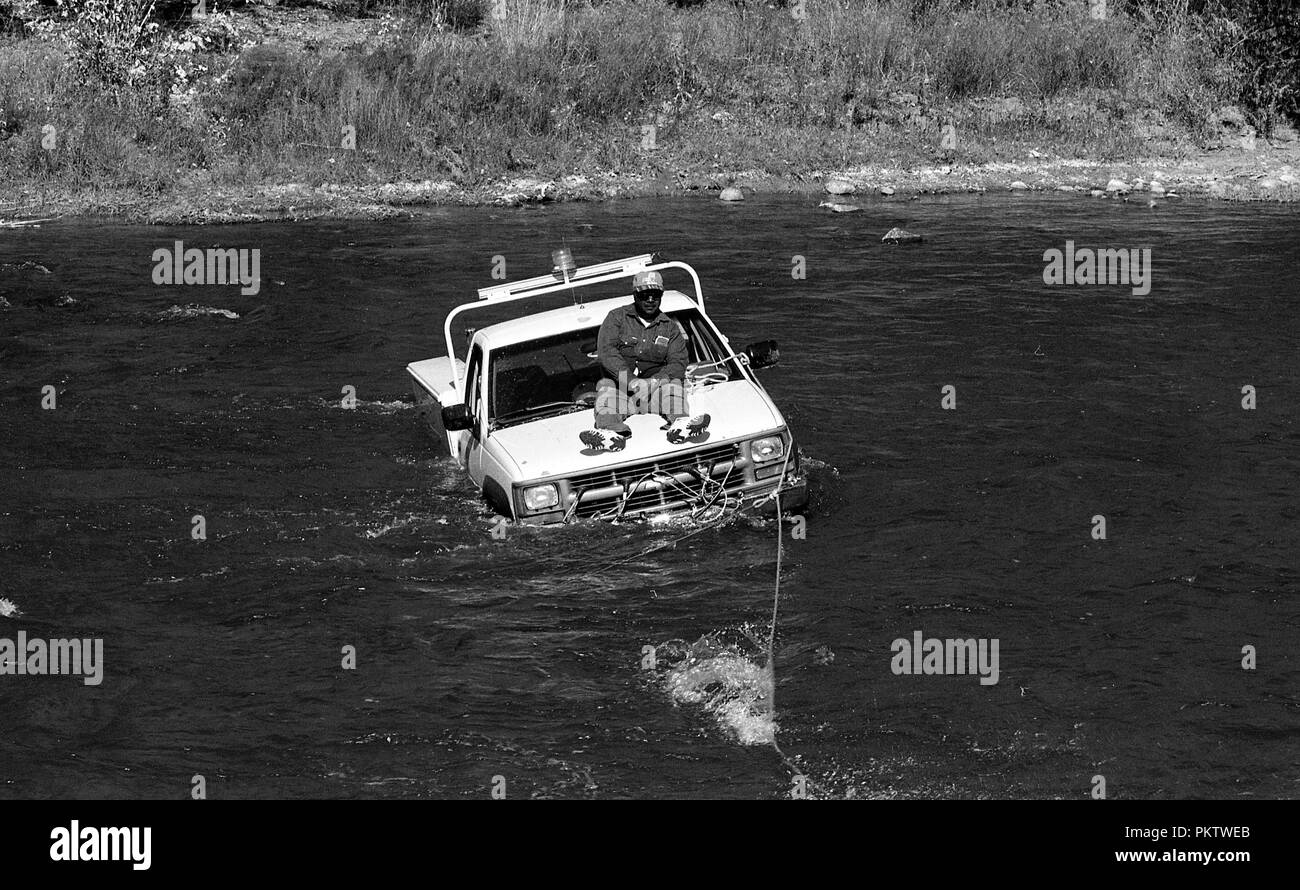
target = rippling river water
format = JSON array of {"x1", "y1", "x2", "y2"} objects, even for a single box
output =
[{"x1": 1, "y1": 194, "x2": 1297, "y2": 799}]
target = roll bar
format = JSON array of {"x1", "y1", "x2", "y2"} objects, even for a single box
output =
[{"x1": 441, "y1": 253, "x2": 706, "y2": 387}]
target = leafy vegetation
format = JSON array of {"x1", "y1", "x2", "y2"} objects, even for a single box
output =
[{"x1": 0, "y1": 0, "x2": 1293, "y2": 198}]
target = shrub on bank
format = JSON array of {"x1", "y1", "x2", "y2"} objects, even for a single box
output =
[{"x1": 0, "y1": 0, "x2": 1291, "y2": 193}]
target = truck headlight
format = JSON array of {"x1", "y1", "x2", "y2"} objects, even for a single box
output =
[
  {"x1": 749, "y1": 436, "x2": 785, "y2": 464},
  {"x1": 521, "y1": 483, "x2": 559, "y2": 512}
]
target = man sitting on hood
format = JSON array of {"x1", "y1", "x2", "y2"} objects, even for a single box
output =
[{"x1": 580, "y1": 270, "x2": 710, "y2": 452}]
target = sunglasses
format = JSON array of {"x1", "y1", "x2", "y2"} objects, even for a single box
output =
[{"x1": 634, "y1": 289, "x2": 663, "y2": 300}]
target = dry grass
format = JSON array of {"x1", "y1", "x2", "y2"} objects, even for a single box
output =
[{"x1": 0, "y1": 0, "x2": 1261, "y2": 194}]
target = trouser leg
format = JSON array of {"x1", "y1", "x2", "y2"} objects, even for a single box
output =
[
  {"x1": 594, "y1": 376, "x2": 636, "y2": 432},
  {"x1": 596, "y1": 374, "x2": 685, "y2": 429},
  {"x1": 647, "y1": 378, "x2": 687, "y2": 421}
]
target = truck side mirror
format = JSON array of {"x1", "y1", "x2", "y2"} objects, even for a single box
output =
[
  {"x1": 744, "y1": 340, "x2": 780, "y2": 369},
  {"x1": 441, "y1": 403, "x2": 473, "y2": 431}
]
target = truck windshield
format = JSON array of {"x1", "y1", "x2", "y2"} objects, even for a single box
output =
[{"x1": 488, "y1": 309, "x2": 741, "y2": 427}]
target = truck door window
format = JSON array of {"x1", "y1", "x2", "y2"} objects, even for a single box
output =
[
  {"x1": 465, "y1": 344, "x2": 483, "y2": 426},
  {"x1": 668, "y1": 310, "x2": 741, "y2": 380}
]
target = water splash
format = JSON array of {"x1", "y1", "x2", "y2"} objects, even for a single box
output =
[
  {"x1": 156, "y1": 304, "x2": 240, "y2": 321},
  {"x1": 660, "y1": 629, "x2": 776, "y2": 746},
  {"x1": 349, "y1": 399, "x2": 412, "y2": 414},
  {"x1": 318, "y1": 397, "x2": 413, "y2": 414},
  {"x1": 362, "y1": 512, "x2": 446, "y2": 539}
]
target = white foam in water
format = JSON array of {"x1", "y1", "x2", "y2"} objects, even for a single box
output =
[
  {"x1": 363, "y1": 513, "x2": 438, "y2": 538},
  {"x1": 358, "y1": 400, "x2": 412, "y2": 414},
  {"x1": 157, "y1": 304, "x2": 240, "y2": 320},
  {"x1": 665, "y1": 651, "x2": 776, "y2": 746},
  {"x1": 323, "y1": 398, "x2": 412, "y2": 414},
  {"x1": 0, "y1": 597, "x2": 21, "y2": 618}
]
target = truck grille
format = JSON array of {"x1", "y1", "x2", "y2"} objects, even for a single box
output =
[{"x1": 568, "y1": 443, "x2": 746, "y2": 519}]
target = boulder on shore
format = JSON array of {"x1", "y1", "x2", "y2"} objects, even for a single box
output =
[
  {"x1": 824, "y1": 179, "x2": 855, "y2": 195},
  {"x1": 719, "y1": 186, "x2": 744, "y2": 202}
]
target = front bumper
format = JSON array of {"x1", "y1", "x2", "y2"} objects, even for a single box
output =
[{"x1": 514, "y1": 438, "x2": 807, "y2": 524}]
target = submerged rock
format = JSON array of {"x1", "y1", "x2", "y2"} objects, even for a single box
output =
[
  {"x1": 719, "y1": 186, "x2": 744, "y2": 202},
  {"x1": 819, "y1": 201, "x2": 861, "y2": 213},
  {"x1": 882, "y1": 226, "x2": 922, "y2": 244},
  {"x1": 0, "y1": 260, "x2": 51, "y2": 274},
  {"x1": 824, "y1": 179, "x2": 855, "y2": 195},
  {"x1": 23, "y1": 293, "x2": 83, "y2": 310}
]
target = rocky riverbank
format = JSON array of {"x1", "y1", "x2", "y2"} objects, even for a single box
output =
[
  {"x1": 3, "y1": 1, "x2": 1298, "y2": 225},
  {"x1": 4, "y1": 143, "x2": 1299, "y2": 227}
]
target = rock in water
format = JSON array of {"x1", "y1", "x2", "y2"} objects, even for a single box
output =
[
  {"x1": 819, "y1": 201, "x2": 861, "y2": 213},
  {"x1": 1010, "y1": 181, "x2": 1029, "y2": 190},
  {"x1": 719, "y1": 187, "x2": 744, "y2": 202},
  {"x1": 825, "y1": 179, "x2": 855, "y2": 195},
  {"x1": 879, "y1": 185, "x2": 896, "y2": 195},
  {"x1": 1150, "y1": 181, "x2": 1165, "y2": 195},
  {"x1": 882, "y1": 227, "x2": 922, "y2": 244},
  {"x1": 1089, "y1": 189, "x2": 1105, "y2": 197},
  {"x1": 1105, "y1": 178, "x2": 1129, "y2": 193}
]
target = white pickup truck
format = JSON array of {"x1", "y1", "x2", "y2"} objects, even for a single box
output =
[{"x1": 406, "y1": 252, "x2": 807, "y2": 523}]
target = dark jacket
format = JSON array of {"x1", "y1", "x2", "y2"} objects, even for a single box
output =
[{"x1": 597, "y1": 304, "x2": 689, "y2": 382}]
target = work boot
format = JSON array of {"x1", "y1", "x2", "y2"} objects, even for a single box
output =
[
  {"x1": 580, "y1": 429, "x2": 627, "y2": 452},
  {"x1": 665, "y1": 414, "x2": 710, "y2": 444}
]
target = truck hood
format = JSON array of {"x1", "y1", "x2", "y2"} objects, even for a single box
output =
[{"x1": 488, "y1": 380, "x2": 783, "y2": 481}]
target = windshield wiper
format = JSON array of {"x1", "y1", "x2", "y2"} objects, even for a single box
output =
[{"x1": 491, "y1": 401, "x2": 587, "y2": 429}]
